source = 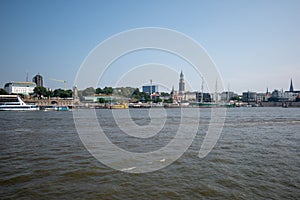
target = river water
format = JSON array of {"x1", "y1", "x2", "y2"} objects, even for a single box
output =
[{"x1": 0, "y1": 108, "x2": 299, "y2": 199}]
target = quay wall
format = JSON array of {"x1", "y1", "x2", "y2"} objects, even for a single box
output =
[{"x1": 260, "y1": 102, "x2": 300, "y2": 107}]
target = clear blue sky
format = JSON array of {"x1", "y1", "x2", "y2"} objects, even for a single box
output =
[{"x1": 1, "y1": 0, "x2": 299, "y2": 94}]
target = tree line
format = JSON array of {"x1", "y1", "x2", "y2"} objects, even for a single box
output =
[
  {"x1": 32, "y1": 86, "x2": 116, "y2": 99},
  {"x1": 34, "y1": 86, "x2": 72, "y2": 98},
  {"x1": 2, "y1": 85, "x2": 172, "y2": 102},
  {"x1": 79, "y1": 87, "x2": 170, "y2": 103}
]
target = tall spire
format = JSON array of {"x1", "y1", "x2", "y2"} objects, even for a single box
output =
[
  {"x1": 289, "y1": 78, "x2": 294, "y2": 92},
  {"x1": 179, "y1": 70, "x2": 185, "y2": 93},
  {"x1": 180, "y1": 70, "x2": 184, "y2": 78}
]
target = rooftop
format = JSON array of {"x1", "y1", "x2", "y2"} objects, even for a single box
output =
[{"x1": 4, "y1": 82, "x2": 36, "y2": 87}]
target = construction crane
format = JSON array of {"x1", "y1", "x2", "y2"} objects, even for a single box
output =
[{"x1": 49, "y1": 78, "x2": 67, "y2": 90}]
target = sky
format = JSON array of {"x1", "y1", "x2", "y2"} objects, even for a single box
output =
[{"x1": 0, "y1": 0, "x2": 299, "y2": 94}]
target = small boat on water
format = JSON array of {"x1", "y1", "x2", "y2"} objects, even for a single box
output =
[
  {"x1": 197, "y1": 102, "x2": 218, "y2": 108},
  {"x1": 0, "y1": 95, "x2": 38, "y2": 111},
  {"x1": 55, "y1": 106, "x2": 70, "y2": 111},
  {"x1": 42, "y1": 106, "x2": 56, "y2": 111},
  {"x1": 41, "y1": 106, "x2": 70, "y2": 111},
  {"x1": 164, "y1": 103, "x2": 180, "y2": 108},
  {"x1": 109, "y1": 103, "x2": 128, "y2": 109}
]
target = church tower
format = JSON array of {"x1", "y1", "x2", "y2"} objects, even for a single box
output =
[
  {"x1": 73, "y1": 86, "x2": 80, "y2": 105},
  {"x1": 289, "y1": 78, "x2": 294, "y2": 92},
  {"x1": 179, "y1": 70, "x2": 185, "y2": 94}
]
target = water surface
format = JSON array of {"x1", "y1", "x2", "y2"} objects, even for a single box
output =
[{"x1": 0, "y1": 108, "x2": 299, "y2": 199}]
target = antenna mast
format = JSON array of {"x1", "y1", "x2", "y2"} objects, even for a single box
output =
[
  {"x1": 201, "y1": 77, "x2": 204, "y2": 103},
  {"x1": 214, "y1": 79, "x2": 218, "y2": 102}
]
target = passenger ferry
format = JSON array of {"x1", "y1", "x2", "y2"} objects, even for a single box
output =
[{"x1": 0, "y1": 95, "x2": 39, "y2": 111}]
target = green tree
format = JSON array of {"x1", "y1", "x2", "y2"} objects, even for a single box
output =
[
  {"x1": 95, "y1": 88, "x2": 103, "y2": 94},
  {"x1": 131, "y1": 88, "x2": 150, "y2": 102},
  {"x1": 164, "y1": 98, "x2": 173, "y2": 103},
  {"x1": 46, "y1": 90, "x2": 54, "y2": 98},
  {"x1": 131, "y1": 88, "x2": 140, "y2": 97},
  {"x1": 153, "y1": 97, "x2": 163, "y2": 103},
  {"x1": 114, "y1": 87, "x2": 135, "y2": 98},
  {"x1": 102, "y1": 87, "x2": 113, "y2": 95},
  {"x1": 34, "y1": 86, "x2": 47, "y2": 98},
  {"x1": 53, "y1": 89, "x2": 72, "y2": 98},
  {"x1": 98, "y1": 98, "x2": 109, "y2": 103},
  {"x1": 82, "y1": 87, "x2": 95, "y2": 96},
  {"x1": 160, "y1": 92, "x2": 170, "y2": 97}
]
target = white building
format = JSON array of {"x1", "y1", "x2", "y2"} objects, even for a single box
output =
[
  {"x1": 270, "y1": 89, "x2": 296, "y2": 102},
  {"x1": 4, "y1": 82, "x2": 36, "y2": 95},
  {"x1": 220, "y1": 91, "x2": 235, "y2": 101},
  {"x1": 184, "y1": 91, "x2": 197, "y2": 101},
  {"x1": 256, "y1": 93, "x2": 267, "y2": 102},
  {"x1": 210, "y1": 93, "x2": 221, "y2": 102},
  {"x1": 284, "y1": 92, "x2": 296, "y2": 101}
]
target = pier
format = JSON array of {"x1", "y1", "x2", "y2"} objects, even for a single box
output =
[{"x1": 23, "y1": 98, "x2": 75, "y2": 107}]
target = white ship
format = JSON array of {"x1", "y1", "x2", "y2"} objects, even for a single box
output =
[{"x1": 0, "y1": 95, "x2": 38, "y2": 111}]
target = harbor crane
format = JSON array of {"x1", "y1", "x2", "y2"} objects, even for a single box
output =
[{"x1": 49, "y1": 78, "x2": 67, "y2": 90}]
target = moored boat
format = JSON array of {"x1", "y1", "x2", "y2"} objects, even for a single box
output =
[
  {"x1": 109, "y1": 103, "x2": 128, "y2": 109},
  {"x1": 55, "y1": 106, "x2": 70, "y2": 111},
  {"x1": 193, "y1": 102, "x2": 218, "y2": 108},
  {"x1": 0, "y1": 95, "x2": 39, "y2": 111}
]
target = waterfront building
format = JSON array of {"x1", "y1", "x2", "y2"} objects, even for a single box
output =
[
  {"x1": 285, "y1": 92, "x2": 296, "y2": 101},
  {"x1": 172, "y1": 90, "x2": 178, "y2": 102},
  {"x1": 220, "y1": 91, "x2": 235, "y2": 101},
  {"x1": 142, "y1": 85, "x2": 158, "y2": 94},
  {"x1": 296, "y1": 94, "x2": 300, "y2": 102},
  {"x1": 256, "y1": 93, "x2": 267, "y2": 102},
  {"x1": 83, "y1": 94, "x2": 115, "y2": 102},
  {"x1": 170, "y1": 86, "x2": 178, "y2": 102},
  {"x1": 184, "y1": 91, "x2": 197, "y2": 102},
  {"x1": 242, "y1": 91, "x2": 257, "y2": 102},
  {"x1": 4, "y1": 82, "x2": 36, "y2": 95},
  {"x1": 268, "y1": 89, "x2": 295, "y2": 102},
  {"x1": 265, "y1": 87, "x2": 271, "y2": 101},
  {"x1": 196, "y1": 92, "x2": 212, "y2": 102},
  {"x1": 32, "y1": 73, "x2": 43, "y2": 87},
  {"x1": 210, "y1": 93, "x2": 221, "y2": 102}
]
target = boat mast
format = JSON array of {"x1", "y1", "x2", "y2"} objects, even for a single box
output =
[
  {"x1": 150, "y1": 79, "x2": 152, "y2": 107},
  {"x1": 201, "y1": 77, "x2": 204, "y2": 103},
  {"x1": 227, "y1": 83, "x2": 230, "y2": 102},
  {"x1": 214, "y1": 79, "x2": 218, "y2": 102}
]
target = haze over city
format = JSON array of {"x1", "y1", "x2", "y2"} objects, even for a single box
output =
[{"x1": 1, "y1": 0, "x2": 299, "y2": 94}]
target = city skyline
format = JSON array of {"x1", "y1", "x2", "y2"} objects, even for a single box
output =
[
  {"x1": 1, "y1": 1, "x2": 300, "y2": 94},
  {"x1": 2, "y1": 71, "x2": 297, "y2": 97}
]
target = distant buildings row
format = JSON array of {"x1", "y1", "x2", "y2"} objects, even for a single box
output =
[
  {"x1": 141, "y1": 71, "x2": 300, "y2": 103},
  {"x1": 2, "y1": 72, "x2": 300, "y2": 103},
  {"x1": 241, "y1": 79, "x2": 299, "y2": 102}
]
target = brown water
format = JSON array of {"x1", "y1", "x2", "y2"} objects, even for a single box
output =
[{"x1": 0, "y1": 108, "x2": 299, "y2": 199}]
